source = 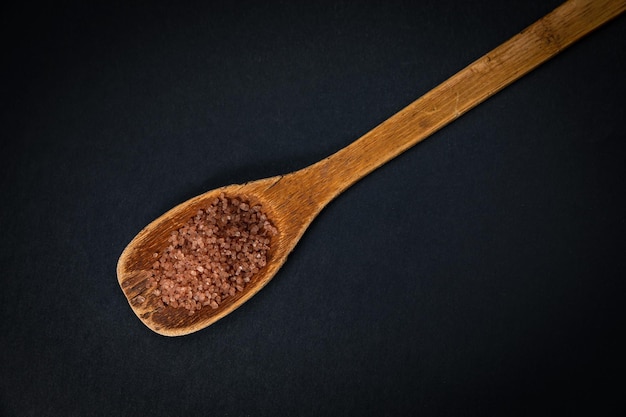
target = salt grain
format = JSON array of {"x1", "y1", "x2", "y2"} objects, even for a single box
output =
[{"x1": 147, "y1": 193, "x2": 277, "y2": 314}]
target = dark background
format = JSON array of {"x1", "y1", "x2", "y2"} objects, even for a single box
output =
[{"x1": 1, "y1": 1, "x2": 624, "y2": 415}]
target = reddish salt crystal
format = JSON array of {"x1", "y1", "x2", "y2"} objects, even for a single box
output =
[{"x1": 149, "y1": 194, "x2": 276, "y2": 314}]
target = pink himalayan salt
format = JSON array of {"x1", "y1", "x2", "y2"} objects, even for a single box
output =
[{"x1": 146, "y1": 194, "x2": 277, "y2": 315}]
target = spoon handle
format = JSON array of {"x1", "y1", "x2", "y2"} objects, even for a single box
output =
[{"x1": 290, "y1": 0, "x2": 624, "y2": 206}]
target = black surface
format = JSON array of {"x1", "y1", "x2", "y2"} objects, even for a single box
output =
[{"x1": 2, "y1": 1, "x2": 625, "y2": 416}]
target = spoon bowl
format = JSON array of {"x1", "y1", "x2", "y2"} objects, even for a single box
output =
[
  {"x1": 117, "y1": 0, "x2": 625, "y2": 336},
  {"x1": 117, "y1": 174, "x2": 317, "y2": 336}
]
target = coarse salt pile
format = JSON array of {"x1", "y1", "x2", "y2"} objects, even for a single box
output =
[{"x1": 147, "y1": 193, "x2": 277, "y2": 315}]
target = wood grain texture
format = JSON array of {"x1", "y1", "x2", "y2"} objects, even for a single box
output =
[{"x1": 117, "y1": 0, "x2": 625, "y2": 336}]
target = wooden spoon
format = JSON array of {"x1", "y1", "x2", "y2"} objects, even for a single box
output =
[{"x1": 117, "y1": 0, "x2": 625, "y2": 336}]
